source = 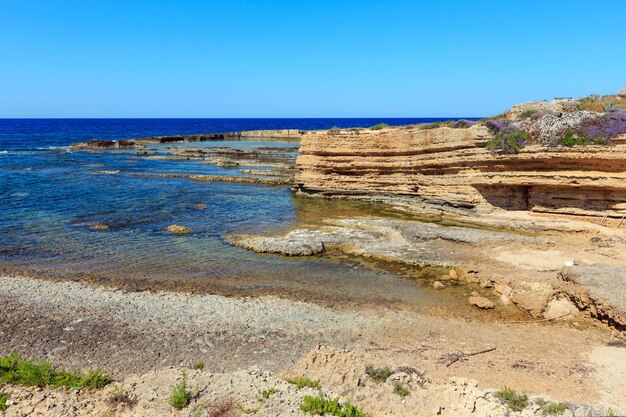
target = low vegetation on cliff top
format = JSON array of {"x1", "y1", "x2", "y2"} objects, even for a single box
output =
[
  {"x1": 300, "y1": 392, "x2": 369, "y2": 417},
  {"x1": 0, "y1": 351, "x2": 111, "y2": 389}
]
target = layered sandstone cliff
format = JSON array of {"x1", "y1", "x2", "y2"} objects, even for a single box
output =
[{"x1": 294, "y1": 124, "x2": 626, "y2": 218}]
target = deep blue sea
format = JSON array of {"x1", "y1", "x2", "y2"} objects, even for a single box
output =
[{"x1": 0, "y1": 118, "x2": 465, "y2": 303}]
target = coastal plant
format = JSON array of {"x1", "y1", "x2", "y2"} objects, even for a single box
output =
[
  {"x1": 452, "y1": 119, "x2": 476, "y2": 128},
  {"x1": 300, "y1": 392, "x2": 369, "y2": 417},
  {"x1": 0, "y1": 351, "x2": 111, "y2": 389},
  {"x1": 495, "y1": 387, "x2": 528, "y2": 412},
  {"x1": 364, "y1": 365, "x2": 392, "y2": 383},
  {"x1": 370, "y1": 123, "x2": 388, "y2": 130},
  {"x1": 236, "y1": 402, "x2": 263, "y2": 414},
  {"x1": 108, "y1": 384, "x2": 136, "y2": 407},
  {"x1": 204, "y1": 398, "x2": 236, "y2": 417},
  {"x1": 285, "y1": 376, "x2": 321, "y2": 389},
  {"x1": 392, "y1": 383, "x2": 410, "y2": 397},
  {"x1": 169, "y1": 372, "x2": 193, "y2": 410},
  {"x1": 260, "y1": 387, "x2": 277, "y2": 399},
  {"x1": 542, "y1": 402, "x2": 569, "y2": 416},
  {"x1": 485, "y1": 128, "x2": 527, "y2": 154},
  {"x1": 483, "y1": 119, "x2": 509, "y2": 134},
  {"x1": 556, "y1": 130, "x2": 591, "y2": 147},
  {"x1": 576, "y1": 110, "x2": 626, "y2": 142},
  {"x1": 0, "y1": 391, "x2": 9, "y2": 411},
  {"x1": 189, "y1": 361, "x2": 205, "y2": 370},
  {"x1": 519, "y1": 109, "x2": 540, "y2": 119}
]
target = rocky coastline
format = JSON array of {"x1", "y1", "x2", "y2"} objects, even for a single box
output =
[{"x1": 4, "y1": 91, "x2": 625, "y2": 416}]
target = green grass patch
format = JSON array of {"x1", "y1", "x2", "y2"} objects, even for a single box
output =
[
  {"x1": 370, "y1": 123, "x2": 388, "y2": 130},
  {"x1": 0, "y1": 351, "x2": 111, "y2": 389},
  {"x1": 286, "y1": 376, "x2": 321, "y2": 390},
  {"x1": 169, "y1": 372, "x2": 192, "y2": 410},
  {"x1": 393, "y1": 383, "x2": 409, "y2": 397},
  {"x1": 300, "y1": 392, "x2": 369, "y2": 417},
  {"x1": 364, "y1": 365, "x2": 392, "y2": 383},
  {"x1": 0, "y1": 391, "x2": 10, "y2": 411},
  {"x1": 495, "y1": 387, "x2": 528, "y2": 412},
  {"x1": 260, "y1": 387, "x2": 277, "y2": 399},
  {"x1": 542, "y1": 402, "x2": 569, "y2": 415}
]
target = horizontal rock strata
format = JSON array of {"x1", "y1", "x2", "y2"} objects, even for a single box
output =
[{"x1": 294, "y1": 125, "x2": 626, "y2": 218}]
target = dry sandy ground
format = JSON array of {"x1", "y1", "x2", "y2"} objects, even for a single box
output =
[{"x1": 1, "y1": 274, "x2": 625, "y2": 416}]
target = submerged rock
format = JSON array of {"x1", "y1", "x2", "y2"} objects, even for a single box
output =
[
  {"x1": 166, "y1": 224, "x2": 191, "y2": 235},
  {"x1": 468, "y1": 296, "x2": 495, "y2": 309}
]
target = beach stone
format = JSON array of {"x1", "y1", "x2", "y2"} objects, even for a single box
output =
[
  {"x1": 166, "y1": 224, "x2": 191, "y2": 235},
  {"x1": 449, "y1": 269, "x2": 458, "y2": 280},
  {"x1": 544, "y1": 296, "x2": 578, "y2": 320},
  {"x1": 433, "y1": 281, "x2": 445, "y2": 290},
  {"x1": 468, "y1": 296, "x2": 495, "y2": 309},
  {"x1": 494, "y1": 283, "x2": 512, "y2": 297}
]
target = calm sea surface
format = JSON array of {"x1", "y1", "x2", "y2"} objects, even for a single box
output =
[{"x1": 0, "y1": 118, "x2": 471, "y2": 304}]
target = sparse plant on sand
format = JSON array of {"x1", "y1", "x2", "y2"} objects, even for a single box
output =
[
  {"x1": 169, "y1": 372, "x2": 193, "y2": 410},
  {"x1": 370, "y1": 123, "x2": 388, "y2": 130},
  {"x1": 0, "y1": 391, "x2": 10, "y2": 411},
  {"x1": 393, "y1": 383, "x2": 410, "y2": 397},
  {"x1": 261, "y1": 387, "x2": 277, "y2": 399},
  {"x1": 300, "y1": 392, "x2": 369, "y2": 417},
  {"x1": 365, "y1": 365, "x2": 392, "y2": 383},
  {"x1": 189, "y1": 361, "x2": 205, "y2": 371},
  {"x1": 286, "y1": 376, "x2": 321, "y2": 389},
  {"x1": 542, "y1": 402, "x2": 570, "y2": 415},
  {"x1": 0, "y1": 350, "x2": 111, "y2": 389},
  {"x1": 495, "y1": 387, "x2": 528, "y2": 412}
]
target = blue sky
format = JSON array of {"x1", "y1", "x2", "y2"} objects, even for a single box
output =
[{"x1": 1, "y1": 0, "x2": 625, "y2": 118}]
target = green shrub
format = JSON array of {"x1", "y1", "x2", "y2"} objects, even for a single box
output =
[
  {"x1": 485, "y1": 129, "x2": 527, "y2": 154},
  {"x1": 300, "y1": 392, "x2": 369, "y2": 417},
  {"x1": 0, "y1": 391, "x2": 10, "y2": 411},
  {"x1": 261, "y1": 387, "x2": 277, "y2": 399},
  {"x1": 370, "y1": 123, "x2": 389, "y2": 130},
  {"x1": 495, "y1": 387, "x2": 528, "y2": 412},
  {"x1": 519, "y1": 109, "x2": 539, "y2": 119},
  {"x1": 542, "y1": 402, "x2": 569, "y2": 415},
  {"x1": 169, "y1": 372, "x2": 192, "y2": 410},
  {"x1": 364, "y1": 366, "x2": 392, "y2": 383},
  {"x1": 0, "y1": 351, "x2": 111, "y2": 389},
  {"x1": 557, "y1": 131, "x2": 589, "y2": 147},
  {"x1": 393, "y1": 383, "x2": 409, "y2": 397},
  {"x1": 286, "y1": 376, "x2": 321, "y2": 389}
]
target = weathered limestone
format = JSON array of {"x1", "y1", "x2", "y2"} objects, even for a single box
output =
[{"x1": 293, "y1": 124, "x2": 626, "y2": 218}]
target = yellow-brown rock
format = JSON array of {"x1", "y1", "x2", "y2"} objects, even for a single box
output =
[{"x1": 294, "y1": 125, "x2": 626, "y2": 219}]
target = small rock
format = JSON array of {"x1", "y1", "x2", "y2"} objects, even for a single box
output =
[
  {"x1": 480, "y1": 279, "x2": 493, "y2": 288},
  {"x1": 494, "y1": 283, "x2": 512, "y2": 297},
  {"x1": 166, "y1": 224, "x2": 191, "y2": 235},
  {"x1": 471, "y1": 291, "x2": 479, "y2": 297},
  {"x1": 88, "y1": 222, "x2": 110, "y2": 231},
  {"x1": 468, "y1": 296, "x2": 495, "y2": 309},
  {"x1": 618, "y1": 88, "x2": 626, "y2": 97},
  {"x1": 449, "y1": 269, "x2": 458, "y2": 280},
  {"x1": 544, "y1": 295, "x2": 578, "y2": 320},
  {"x1": 433, "y1": 281, "x2": 445, "y2": 290}
]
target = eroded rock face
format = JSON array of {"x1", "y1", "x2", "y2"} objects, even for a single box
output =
[{"x1": 294, "y1": 124, "x2": 626, "y2": 218}]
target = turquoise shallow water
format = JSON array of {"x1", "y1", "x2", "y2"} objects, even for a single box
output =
[{"x1": 0, "y1": 118, "x2": 474, "y2": 305}]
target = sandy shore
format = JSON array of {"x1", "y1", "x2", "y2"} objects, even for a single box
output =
[{"x1": 1, "y1": 273, "x2": 625, "y2": 416}]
